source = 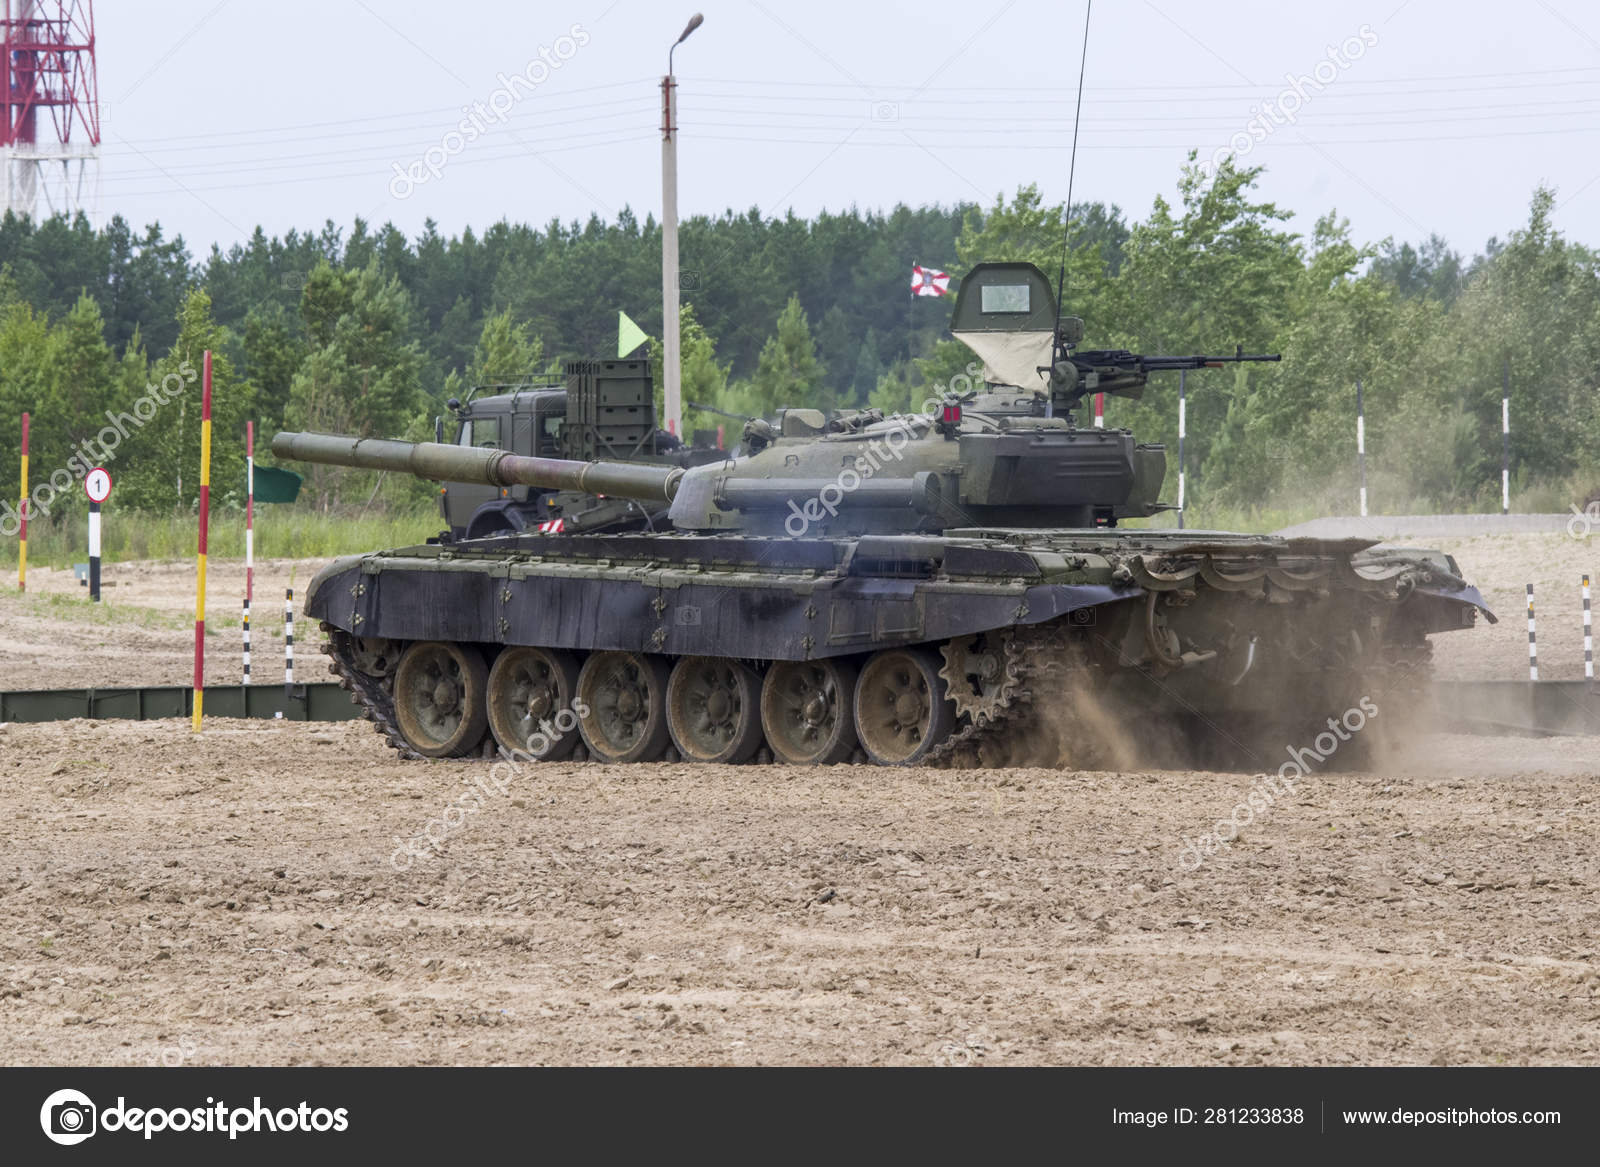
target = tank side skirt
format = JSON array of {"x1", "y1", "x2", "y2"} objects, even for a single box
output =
[{"x1": 304, "y1": 564, "x2": 1131, "y2": 661}]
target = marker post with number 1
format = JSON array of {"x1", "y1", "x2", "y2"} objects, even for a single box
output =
[{"x1": 84, "y1": 467, "x2": 112, "y2": 602}]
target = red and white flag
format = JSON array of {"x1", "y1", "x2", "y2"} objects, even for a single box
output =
[{"x1": 911, "y1": 264, "x2": 950, "y2": 297}]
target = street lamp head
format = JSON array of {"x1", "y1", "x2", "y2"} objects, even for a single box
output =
[{"x1": 670, "y1": 13, "x2": 703, "y2": 73}]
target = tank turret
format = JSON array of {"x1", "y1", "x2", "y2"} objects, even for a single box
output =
[
  {"x1": 276, "y1": 412, "x2": 1159, "y2": 535},
  {"x1": 276, "y1": 263, "x2": 1289, "y2": 537}
]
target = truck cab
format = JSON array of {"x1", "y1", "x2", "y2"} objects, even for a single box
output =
[
  {"x1": 441, "y1": 385, "x2": 569, "y2": 539},
  {"x1": 438, "y1": 360, "x2": 710, "y2": 541}
]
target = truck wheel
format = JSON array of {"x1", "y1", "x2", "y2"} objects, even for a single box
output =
[
  {"x1": 667, "y1": 657, "x2": 764, "y2": 764},
  {"x1": 854, "y1": 648, "x2": 955, "y2": 766},
  {"x1": 393, "y1": 641, "x2": 490, "y2": 758},
  {"x1": 576, "y1": 652, "x2": 672, "y2": 763},
  {"x1": 760, "y1": 659, "x2": 858, "y2": 766},
  {"x1": 487, "y1": 647, "x2": 582, "y2": 760}
]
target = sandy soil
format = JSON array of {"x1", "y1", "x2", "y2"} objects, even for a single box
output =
[
  {"x1": 0, "y1": 720, "x2": 1595, "y2": 1067},
  {"x1": 0, "y1": 534, "x2": 1595, "y2": 1067},
  {"x1": 1414, "y1": 533, "x2": 1598, "y2": 681},
  {"x1": 0, "y1": 558, "x2": 330, "y2": 690}
]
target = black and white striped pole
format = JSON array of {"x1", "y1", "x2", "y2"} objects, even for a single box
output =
[
  {"x1": 1356, "y1": 378, "x2": 1368, "y2": 518},
  {"x1": 1176, "y1": 370, "x2": 1186, "y2": 530},
  {"x1": 1526, "y1": 583, "x2": 1538, "y2": 681},
  {"x1": 284, "y1": 587, "x2": 295, "y2": 699},
  {"x1": 1583, "y1": 574, "x2": 1593, "y2": 688},
  {"x1": 1501, "y1": 359, "x2": 1511, "y2": 515},
  {"x1": 242, "y1": 597, "x2": 252, "y2": 684},
  {"x1": 84, "y1": 467, "x2": 111, "y2": 602},
  {"x1": 87, "y1": 502, "x2": 101, "y2": 601}
]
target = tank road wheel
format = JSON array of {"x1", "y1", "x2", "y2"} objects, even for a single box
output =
[
  {"x1": 392, "y1": 641, "x2": 490, "y2": 758},
  {"x1": 576, "y1": 652, "x2": 672, "y2": 763},
  {"x1": 854, "y1": 648, "x2": 956, "y2": 766},
  {"x1": 487, "y1": 647, "x2": 582, "y2": 761},
  {"x1": 760, "y1": 659, "x2": 858, "y2": 766},
  {"x1": 665, "y1": 657, "x2": 765, "y2": 764}
]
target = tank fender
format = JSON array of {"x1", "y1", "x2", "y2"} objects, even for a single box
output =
[{"x1": 304, "y1": 556, "x2": 367, "y2": 622}]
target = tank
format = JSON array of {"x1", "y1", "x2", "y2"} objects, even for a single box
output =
[{"x1": 272, "y1": 263, "x2": 1494, "y2": 768}]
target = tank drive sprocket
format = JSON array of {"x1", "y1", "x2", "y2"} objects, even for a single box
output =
[{"x1": 938, "y1": 630, "x2": 1024, "y2": 728}]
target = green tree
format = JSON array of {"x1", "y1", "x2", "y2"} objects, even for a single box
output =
[
  {"x1": 23, "y1": 294, "x2": 118, "y2": 524},
  {"x1": 115, "y1": 289, "x2": 253, "y2": 514},
  {"x1": 440, "y1": 306, "x2": 554, "y2": 413},
  {"x1": 1105, "y1": 156, "x2": 1304, "y2": 500},
  {"x1": 287, "y1": 262, "x2": 425, "y2": 439},
  {"x1": 868, "y1": 360, "x2": 919, "y2": 416},
  {"x1": 241, "y1": 305, "x2": 306, "y2": 437},
  {"x1": 0, "y1": 293, "x2": 53, "y2": 515},
  {"x1": 284, "y1": 262, "x2": 427, "y2": 507},
  {"x1": 746, "y1": 294, "x2": 827, "y2": 415},
  {"x1": 466, "y1": 307, "x2": 548, "y2": 386}
]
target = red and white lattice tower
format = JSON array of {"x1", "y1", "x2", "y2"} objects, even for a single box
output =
[{"x1": 2, "y1": 1, "x2": 98, "y2": 222}]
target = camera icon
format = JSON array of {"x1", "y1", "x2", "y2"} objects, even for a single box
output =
[
  {"x1": 676, "y1": 605, "x2": 702, "y2": 626},
  {"x1": 40, "y1": 1089, "x2": 97, "y2": 1145},
  {"x1": 677, "y1": 269, "x2": 702, "y2": 291},
  {"x1": 1264, "y1": 438, "x2": 1293, "y2": 462},
  {"x1": 870, "y1": 101, "x2": 900, "y2": 122},
  {"x1": 281, "y1": 270, "x2": 306, "y2": 292},
  {"x1": 1069, "y1": 606, "x2": 1098, "y2": 627}
]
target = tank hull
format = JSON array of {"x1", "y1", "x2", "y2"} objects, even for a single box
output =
[{"x1": 307, "y1": 528, "x2": 1491, "y2": 767}]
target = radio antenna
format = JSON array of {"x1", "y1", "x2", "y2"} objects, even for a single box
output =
[{"x1": 1053, "y1": 0, "x2": 1093, "y2": 357}]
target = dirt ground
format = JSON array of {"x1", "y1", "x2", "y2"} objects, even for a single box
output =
[
  {"x1": 1415, "y1": 532, "x2": 1598, "y2": 681},
  {"x1": 0, "y1": 558, "x2": 329, "y2": 690},
  {"x1": 0, "y1": 720, "x2": 1595, "y2": 1067},
  {"x1": 0, "y1": 532, "x2": 1596, "y2": 1066}
]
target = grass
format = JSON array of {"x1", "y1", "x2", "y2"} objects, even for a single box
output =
[
  {"x1": 20, "y1": 590, "x2": 196, "y2": 631},
  {"x1": 9, "y1": 589, "x2": 299, "y2": 637},
  {"x1": 0, "y1": 504, "x2": 443, "y2": 570}
]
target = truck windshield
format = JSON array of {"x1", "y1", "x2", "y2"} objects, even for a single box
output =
[{"x1": 458, "y1": 417, "x2": 502, "y2": 449}]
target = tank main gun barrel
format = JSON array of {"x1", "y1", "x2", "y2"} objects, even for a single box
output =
[{"x1": 271, "y1": 432, "x2": 684, "y2": 503}]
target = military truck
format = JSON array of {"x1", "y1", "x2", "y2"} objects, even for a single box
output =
[{"x1": 438, "y1": 358, "x2": 720, "y2": 540}]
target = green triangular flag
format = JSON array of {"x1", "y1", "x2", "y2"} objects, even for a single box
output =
[{"x1": 617, "y1": 310, "x2": 649, "y2": 358}]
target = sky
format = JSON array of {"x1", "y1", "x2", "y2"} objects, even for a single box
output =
[{"x1": 75, "y1": 0, "x2": 1600, "y2": 260}]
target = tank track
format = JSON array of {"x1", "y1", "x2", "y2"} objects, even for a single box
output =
[
  {"x1": 319, "y1": 617, "x2": 1429, "y2": 771},
  {"x1": 322, "y1": 624, "x2": 421, "y2": 760}
]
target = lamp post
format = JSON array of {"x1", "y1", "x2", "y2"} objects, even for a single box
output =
[{"x1": 661, "y1": 12, "x2": 703, "y2": 438}]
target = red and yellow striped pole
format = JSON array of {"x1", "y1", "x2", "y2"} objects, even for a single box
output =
[
  {"x1": 17, "y1": 411, "x2": 28, "y2": 592},
  {"x1": 192, "y1": 352, "x2": 214, "y2": 732}
]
